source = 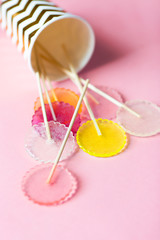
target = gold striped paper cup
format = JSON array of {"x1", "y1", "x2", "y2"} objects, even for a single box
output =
[{"x1": 0, "y1": 0, "x2": 95, "y2": 81}]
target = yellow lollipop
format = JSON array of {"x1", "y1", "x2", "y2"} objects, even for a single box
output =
[{"x1": 76, "y1": 119, "x2": 128, "y2": 157}]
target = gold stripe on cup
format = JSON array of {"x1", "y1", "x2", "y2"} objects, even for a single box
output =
[
  {"x1": 6, "y1": 0, "x2": 22, "y2": 31},
  {"x1": 7, "y1": 0, "x2": 30, "y2": 36},
  {"x1": 5, "y1": 0, "x2": 22, "y2": 30},
  {"x1": 12, "y1": 1, "x2": 55, "y2": 43},
  {"x1": 27, "y1": 13, "x2": 59, "y2": 46},
  {"x1": 24, "y1": 11, "x2": 64, "y2": 56},
  {"x1": 27, "y1": 14, "x2": 54, "y2": 44},
  {"x1": 18, "y1": 5, "x2": 64, "y2": 52},
  {"x1": 11, "y1": 1, "x2": 47, "y2": 39},
  {"x1": 1, "y1": 0, "x2": 19, "y2": 29},
  {"x1": 16, "y1": 2, "x2": 58, "y2": 46},
  {"x1": 10, "y1": 0, "x2": 34, "y2": 38}
]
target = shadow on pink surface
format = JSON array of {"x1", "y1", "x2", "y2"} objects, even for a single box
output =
[{"x1": 84, "y1": 36, "x2": 131, "y2": 73}]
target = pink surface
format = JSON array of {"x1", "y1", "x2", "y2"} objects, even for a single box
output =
[{"x1": 0, "y1": 0, "x2": 160, "y2": 239}]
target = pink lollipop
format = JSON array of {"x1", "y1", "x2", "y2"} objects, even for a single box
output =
[
  {"x1": 81, "y1": 86, "x2": 123, "y2": 121},
  {"x1": 32, "y1": 101, "x2": 81, "y2": 135},
  {"x1": 22, "y1": 164, "x2": 77, "y2": 206}
]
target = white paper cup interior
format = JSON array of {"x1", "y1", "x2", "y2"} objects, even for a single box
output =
[{"x1": 29, "y1": 15, "x2": 95, "y2": 81}]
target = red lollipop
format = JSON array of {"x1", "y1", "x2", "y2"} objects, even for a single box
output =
[{"x1": 32, "y1": 101, "x2": 81, "y2": 135}]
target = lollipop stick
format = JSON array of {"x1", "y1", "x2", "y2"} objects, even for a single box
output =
[
  {"x1": 39, "y1": 57, "x2": 57, "y2": 121},
  {"x1": 46, "y1": 79, "x2": 90, "y2": 184},
  {"x1": 47, "y1": 79, "x2": 58, "y2": 101},
  {"x1": 80, "y1": 79, "x2": 141, "y2": 118},
  {"x1": 34, "y1": 48, "x2": 52, "y2": 140},
  {"x1": 68, "y1": 70, "x2": 102, "y2": 135},
  {"x1": 61, "y1": 45, "x2": 101, "y2": 136},
  {"x1": 87, "y1": 92, "x2": 99, "y2": 105},
  {"x1": 35, "y1": 73, "x2": 52, "y2": 140},
  {"x1": 41, "y1": 76, "x2": 56, "y2": 121}
]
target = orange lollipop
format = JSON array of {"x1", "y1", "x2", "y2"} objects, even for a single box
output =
[{"x1": 34, "y1": 88, "x2": 83, "y2": 113}]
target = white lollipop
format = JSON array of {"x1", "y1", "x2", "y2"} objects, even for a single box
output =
[
  {"x1": 25, "y1": 121, "x2": 77, "y2": 163},
  {"x1": 116, "y1": 100, "x2": 160, "y2": 137}
]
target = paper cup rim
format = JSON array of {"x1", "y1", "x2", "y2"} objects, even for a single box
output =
[{"x1": 28, "y1": 13, "x2": 95, "y2": 80}]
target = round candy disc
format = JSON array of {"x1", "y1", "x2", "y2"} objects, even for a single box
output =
[
  {"x1": 76, "y1": 119, "x2": 127, "y2": 157},
  {"x1": 22, "y1": 164, "x2": 77, "y2": 206},
  {"x1": 116, "y1": 100, "x2": 160, "y2": 137},
  {"x1": 82, "y1": 86, "x2": 123, "y2": 120},
  {"x1": 34, "y1": 88, "x2": 83, "y2": 113},
  {"x1": 32, "y1": 102, "x2": 81, "y2": 135},
  {"x1": 25, "y1": 121, "x2": 77, "y2": 163}
]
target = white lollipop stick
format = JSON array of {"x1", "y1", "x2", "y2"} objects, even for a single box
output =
[
  {"x1": 47, "y1": 78, "x2": 58, "y2": 101},
  {"x1": 39, "y1": 57, "x2": 57, "y2": 121},
  {"x1": 34, "y1": 48, "x2": 52, "y2": 140},
  {"x1": 80, "y1": 79, "x2": 141, "y2": 118},
  {"x1": 37, "y1": 55, "x2": 56, "y2": 121},
  {"x1": 41, "y1": 76, "x2": 56, "y2": 121},
  {"x1": 61, "y1": 45, "x2": 101, "y2": 135},
  {"x1": 86, "y1": 91, "x2": 99, "y2": 104},
  {"x1": 46, "y1": 79, "x2": 90, "y2": 184},
  {"x1": 67, "y1": 69, "x2": 102, "y2": 135},
  {"x1": 35, "y1": 73, "x2": 52, "y2": 141},
  {"x1": 39, "y1": 54, "x2": 58, "y2": 102}
]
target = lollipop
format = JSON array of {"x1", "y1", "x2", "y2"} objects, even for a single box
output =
[
  {"x1": 34, "y1": 87, "x2": 83, "y2": 114},
  {"x1": 81, "y1": 86, "x2": 123, "y2": 120},
  {"x1": 76, "y1": 119, "x2": 128, "y2": 157},
  {"x1": 116, "y1": 100, "x2": 160, "y2": 137},
  {"x1": 22, "y1": 164, "x2": 77, "y2": 206},
  {"x1": 25, "y1": 121, "x2": 78, "y2": 163},
  {"x1": 32, "y1": 101, "x2": 81, "y2": 134}
]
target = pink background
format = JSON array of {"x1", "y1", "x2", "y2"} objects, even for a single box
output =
[{"x1": 0, "y1": 0, "x2": 160, "y2": 239}]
